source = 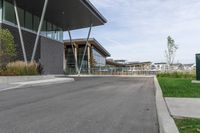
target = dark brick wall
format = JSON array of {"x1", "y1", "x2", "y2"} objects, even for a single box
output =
[
  {"x1": 40, "y1": 37, "x2": 64, "y2": 74},
  {"x1": 1, "y1": 23, "x2": 41, "y2": 61}
]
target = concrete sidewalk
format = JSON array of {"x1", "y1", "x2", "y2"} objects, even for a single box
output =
[
  {"x1": 165, "y1": 97, "x2": 200, "y2": 118},
  {"x1": 0, "y1": 76, "x2": 74, "y2": 92},
  {"x1": 0, "y1": 84, "x2": 21, "y2": 91}
]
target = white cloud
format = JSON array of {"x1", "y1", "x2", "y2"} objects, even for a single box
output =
[{"x1": 67, "y1": 0, "x2": 200, "y2": 63}]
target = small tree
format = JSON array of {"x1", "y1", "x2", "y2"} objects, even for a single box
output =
[
  {"x1": 0, "y1": 28, "x2": 16, "y2": 67},
  {"x1": 165, "y1": 36, "x2": 178, "y2": 66}
]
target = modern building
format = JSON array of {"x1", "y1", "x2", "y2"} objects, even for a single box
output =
[
  {"x1": 153, "y1": 62, "x2": 168, "y2": 71},
  {"x1": 106, "y1": 59, "x2": 125, "y2": 67},
  {"x1": 114, "y1": 60, "x2": 127, "y2": 64},
  {"x1": 0, "y1": 0, "x2": 106, "y2": 74},
  {"x1": 64, "y1": 38, "x2": 110, "y2": 74},
  {"x1": 126, "y1": 61, "x2": 152, "y2": 71}
]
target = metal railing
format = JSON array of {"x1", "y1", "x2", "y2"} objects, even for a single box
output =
[{"x1": 65, "y1": 67, "x2": 158, "y2": 76}]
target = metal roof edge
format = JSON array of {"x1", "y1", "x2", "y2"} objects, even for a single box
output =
[{"x1": 80, "y1": 0, "x2": 107, "y2": 24}]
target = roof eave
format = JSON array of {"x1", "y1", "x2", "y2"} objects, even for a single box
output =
[{"x1": 81, "y1": 0, "x2": 107, "y2": 24}]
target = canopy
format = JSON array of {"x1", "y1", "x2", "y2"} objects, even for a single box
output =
[{"x1": 9, "y1": 0, "x2": 107, "y2": 30}]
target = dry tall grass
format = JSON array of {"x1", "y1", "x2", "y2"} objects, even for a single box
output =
[{"x1": 0, "y1": 61, "x2": 39, "y2": 76}]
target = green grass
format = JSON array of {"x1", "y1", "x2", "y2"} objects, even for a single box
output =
[
  {"x1": 175, "y1": 118, "x2": 200, "y2": 133},
  {"x1": 158, "y1": 77, "x2": 200, "y2": 98}
]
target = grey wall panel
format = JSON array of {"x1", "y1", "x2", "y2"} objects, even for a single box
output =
[
  {"x1": 1, "y1": 23, "x2": 41, "y2": 61},
  {"x1": 40, "y1": 37, "x2": 64, "y2": 74}
]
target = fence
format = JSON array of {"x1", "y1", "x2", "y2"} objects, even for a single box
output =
[{"x1": 65, "y1": 67, "x2": 158, "y2": 76}]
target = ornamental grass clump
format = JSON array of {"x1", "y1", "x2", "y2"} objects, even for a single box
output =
[{"x1": 0, "y1": 61, "x2": 39, "y2": 76}]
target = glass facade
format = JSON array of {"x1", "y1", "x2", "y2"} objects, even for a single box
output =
[
  {"x1": 78, "y1": 46, "x2": 88, "y2": 71},
  {"x1": 0, "y1": 0, "x2": 2, "y2": 21},
  {"x1": 66, "y1": 46, "x2": 75, "y2": 69},
  {"x1": 66, "y1": 45, "x2": 88, "y2": 71},
  {"x1": 92, "y1": 48, "x2": 106, "y2": 67},
  {"x1": 66, "y1": 45, "x2": 106, "y2": 73},
  {"x1": 0, "y1": 0, "x2": 63, "y2": 42}
]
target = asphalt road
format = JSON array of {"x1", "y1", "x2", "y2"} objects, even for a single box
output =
[{"x1": 0, "y1": 77, "x2": 158, "y2": 133}]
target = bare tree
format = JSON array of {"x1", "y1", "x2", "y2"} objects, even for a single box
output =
[{"x1": 165, "y1": 36, "x2": 178, "y2": 66}]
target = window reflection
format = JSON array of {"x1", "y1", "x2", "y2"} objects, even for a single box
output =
[
  {"x1": 2, "y1": 0, "x2": 63, "y2": 42},
  {"x1": 92, "y1": 48, "x2": 106, "y2": 67}
]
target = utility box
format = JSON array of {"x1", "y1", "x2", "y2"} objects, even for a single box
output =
[{"x1": 196, "y1": 54, "x2": 200, "y2": 80}]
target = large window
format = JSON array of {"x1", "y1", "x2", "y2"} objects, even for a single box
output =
[
  {"x1": 3, "y1": 1, "x2": 16, "y2": 24},
  {"x1": 33, "y1": 15, "x2": 39, "y2": 31},
  {"x1": 2, "y1": 0, "x2": 63, "y2": 42},
  {"x1": 0, "y1": 0, "x2": 3, "y2": 21},
  {"x1": 41, "y1": 20, "x2": 47, "y2": 37},
  {"x1": 47, "y1": 22, "x2": 52, "y2": 38},
  {"x1": 78, "y1": 46, "x2": 88, "y2": 70},
  {"x1": 66, "y1": 47, "x2": 75, "y2": 68},
  {"x1": 17, "y1": 7, "x2": 24, "y2": 27},
  {"x1": 92, "y1": 48, "x2": 106, "y2": 67},
  {"x1": 25, "y1": 12, "x2": 32, "y2": 30}
]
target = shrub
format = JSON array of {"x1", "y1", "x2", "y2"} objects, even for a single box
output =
[
  {"x1": 0, "y1": 61, "x2": 39, "y2": 76},
  {"x1": 157, "y1": 71, "x2": 196, "y2": 79},
  {"x1": 0, "y1": 28, "x2": 16, "y2": 66}
]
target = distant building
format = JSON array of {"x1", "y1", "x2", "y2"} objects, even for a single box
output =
[
  {"x1": 114, "y1": 60, "x2": 127, "y2": 64},
  {"x1": 154, "y1": 62, "x2": 168, "y2": 71},
  {"x1": 106, "y1": 59, "x2": 125, "y2": 67},
  {"x1": 183, "y1": 64, "x2": 195, "y2": 71},
  {"x1": 64, "y1": 38, "x2": 110, "y2": 73},
  {"x1": 126, "y1": 61, "x2": 152, "y2": 71}
]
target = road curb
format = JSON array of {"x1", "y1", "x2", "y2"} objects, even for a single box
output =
[
  {"x1": 154, "y1": 76, "x2": 179, "y2": 133},
  {"x1": 0, "y1": 75, "x2": 56, "y2": 84},
  {"x1": 68, "y1": 75, "x2": 155, "y2": 78}
]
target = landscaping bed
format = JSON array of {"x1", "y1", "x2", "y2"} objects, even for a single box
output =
[
  {"x1": 175, "y1": 118, "x2": 200, "y2": 133},
  {"x1": 0, "y1": 61, "x2": 41, "y2": 76}
]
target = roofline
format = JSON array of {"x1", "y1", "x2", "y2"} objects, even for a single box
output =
[
  {"x1": 92, "y1": 38, "x2": 110, "y2": 56},
  {"x1": 64, "y1": 38, "x2": 111, "y2": 57},
  {"x1": 10, "y1": 0, "x2": 107, "y2": 30},
  {"x1": 81, "y1": 0, "x2": 107, "y2": 24}
]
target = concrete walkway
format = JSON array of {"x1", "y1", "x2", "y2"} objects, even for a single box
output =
[
  {"x1": 165, "y1": 97, "x2": 200, "y2": 118},
  {"x1": 0, "y1": 84, "x2": 20, "y2": 91},
  {"x1": 0, "y1": 76, "x2": 74, "y2": 92}
]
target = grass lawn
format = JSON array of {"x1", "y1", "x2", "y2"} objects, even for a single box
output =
[
  {"x1": 175, "y1": 118, "x2": 200, "y2": 133},
  {"x1": 157, "y1": 77, "x2": 200, "y2": 98}
]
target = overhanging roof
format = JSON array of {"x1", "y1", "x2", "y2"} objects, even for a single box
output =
[
  {"x1": 10, "y1": 0, "x2": 107, "y2": 30},
  {"x1": 64, "y1": 38, "x2": 111, "y2": 57}
]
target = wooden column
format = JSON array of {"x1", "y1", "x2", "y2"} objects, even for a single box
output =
[
  {"x1": 74, "y1": 43, "x2": 79, "y2": 73},
  {"x1": 87, "y1": 43, "x2": 91, "y2": 74}
]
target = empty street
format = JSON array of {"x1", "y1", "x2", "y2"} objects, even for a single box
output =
[{"x1": 0, "y1": 77, "x2": 158, "y2": 133}]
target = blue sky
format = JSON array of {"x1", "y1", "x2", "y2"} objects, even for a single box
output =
[{"x1": 64, "y1": 0, "x2": 200, "y2": 63}]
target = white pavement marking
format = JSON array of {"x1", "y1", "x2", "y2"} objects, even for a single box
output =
[
  {"x1": 12, "y1": 78, "x2": 74, "y2": 85},
  {"x1": 165, "y1": 97, "x2": 200, "y2": 119}
]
